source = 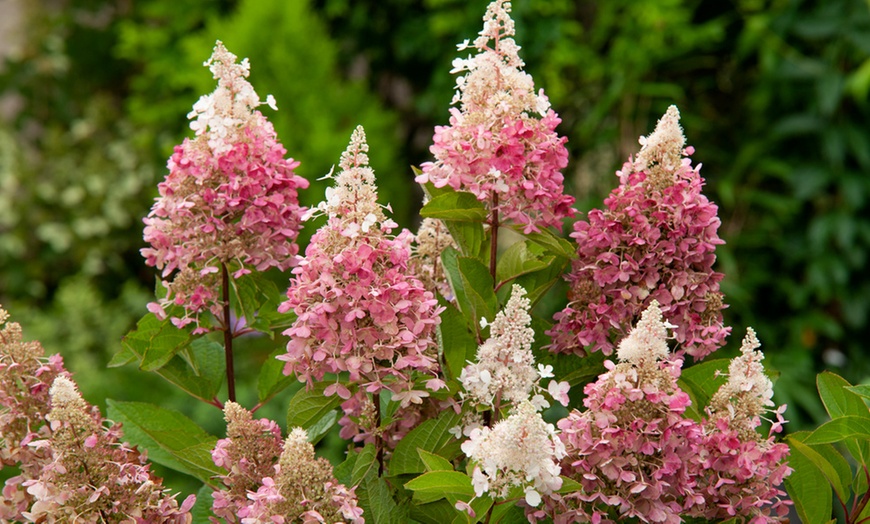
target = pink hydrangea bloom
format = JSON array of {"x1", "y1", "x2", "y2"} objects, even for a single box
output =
[
  {"x1": 278, "y1": 126, "x2": 443, "y2": 440},
  {"x1": 142, "y1": 41, "x2": 308, "y2": 329},
  {"x1": 537, "y1": 302, "x2": 706, "y2": 524},
  {"x1": 416, "y1": 0, "x2": 575, "y2": 233},
  {"x1": 548, "y1": 105, "x2": 729, "y2": 360}
]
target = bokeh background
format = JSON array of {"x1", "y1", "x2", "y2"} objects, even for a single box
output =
[{"x1": 1, "y1": 0, "x2": 869, "y2": 498}]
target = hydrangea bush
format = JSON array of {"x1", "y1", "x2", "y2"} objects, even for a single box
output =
[{"x1": 1, "y1": 1, "x2": 867, "y2": 523}]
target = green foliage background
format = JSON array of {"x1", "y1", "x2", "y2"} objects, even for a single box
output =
[{"x1": 1, "y1": 0, "x2": 868, "y2": 499}]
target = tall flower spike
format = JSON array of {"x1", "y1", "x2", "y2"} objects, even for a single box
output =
[
  {"x1": 142, "y1": 41, "x2": 308, "y2": 330},
  {"x1": 549, "y1": 105, "x2": 729, "y2": 360},
  {"x1": 616, "y1": 300, "x2": 671, "y2": 365},
  {"x1": 279, "y1": 127, "x2": 443, "y2": 444},
  {"x1": 417, "y1": 0, "x2": 575, "y2": 233}
]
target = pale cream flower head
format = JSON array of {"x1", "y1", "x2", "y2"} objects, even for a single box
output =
[
  {"x1": 724, "y1": 328, "x2": 774, "y2": 408},
  {"x1": 635, "y1": 105, "x2": 687, "y2": 187},
  {"x1": 616, "y1": 300, "x2": 672, "y2": 365}
]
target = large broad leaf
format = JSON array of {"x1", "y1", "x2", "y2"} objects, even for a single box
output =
[
  {"x1": 390, "y1": 410, "x2": 463, "y2": 476},
  {"x1": 846, "y1": 384, "x2": 870, "y2": 400},
  {"x1": 441, "y1": 247, "x2": 497, "y2": 333},
  {"x1": 286, "y1": 381, "x2": 345, "y2": 431},
  {"x1": 817, "y1": 372, "x2": 870, "y2": 464},
  {"x1": 106, "y1": 400, "x2": 222, "y2": 486},
  {"x1": 156, "y1": 338, "x2": 226, "y2": 404},
  {"x1": 409, "y1": 500, "x2": 462, "y2": 524},
  {"x1": 679, "y1": 359, "x2": 730, "y2": 421},
  {"x1": 231, "y1": 272, "x2": 294, "y2": 336},
  {"x1": 190, "y1": 483, "x2": 216, "y2": 522},
  {"x1": 421, "y1": 192, "x2": 488, "y2": 223},
  {"x1": 404, "y1": 471, "x2": 475, "y2": 504},
  {"x1": 122, "y1": 312, "x2": 191, "y2": 372},
  {"x1": 257, "y1": 346, "x2": 298, "y2": 403},
  {"x1": 349, "y1": 444, "x2": 408, "y2": 524},
  {"x1": 803, "y1": 416, "x2": 870, "y2": 445},
  {"x1": 495, "y1": 240, "x2": 552, "y2": 289},
  {"x1": 506, "y1": 255, "x2": 570, "y2": 307},
  {"x1": 787, "y1": 432, "x2": 852, "y2": 504},
  {"x1": 784, "y1": 432, "x2": 835, "y2": 524},
  {"x1": 520, "y1": 227, "x2": 577, "y2": 259},
  {"x1": 437, "y1": 299, "x2": 478, "y2": 381}
]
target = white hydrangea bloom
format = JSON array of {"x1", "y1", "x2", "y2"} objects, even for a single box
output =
[
  {"x1": 616, "y1": 300, "x2": 671, "y2": 364},
  {"x1": 635, "y1": 105, "x2": 687, "y2": 180},
  {"x1": 722, "y1": 328, "x2": 774, "y2": 407},
  {"x1": 460, "y1": 401, "x2": 565, "y2": 506}
]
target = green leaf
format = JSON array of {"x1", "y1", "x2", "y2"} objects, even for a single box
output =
[
  {"x1": 489, "y1": 504, "x2": 528, "y2": 524},
  {"x1": 107, "y1": 345, "x2": 136, "y2": 368},
  {"x1": 444, "y1": 220, "x2": 487, "y2": 260},
  {"x1": 106, "y1": 400, "x2": 222, "y2": 485},
  {"x1": 150, "y1": 337, "x2": 225, "y2": 404},
  {"x1": 421, "y1": 192, "x2": 488, "y2": 222},
  {"x1": 349, "y1": 444, "x2": 407, "y2": 524},
  {"x1": 286, "y1": 381, "x2": 345, "y2": 431},
  {"x1": 787, "y1": 433, "x2": 850, "y2": 503},
  {"x1": 507, "y1": 255, "x2": 569, "y2": 306},
  {"x1": 679, "y1": 359, "x2": 730, "y2": 421},
  {"x1": 418, "y1": 449, "x2": 454, "y2": 471},
  {"x1": 122, "y1": 312, "x2": 191, "y2": 372},
  {"x1": 404, "y1": 471, "x2": 475, "y2": 504},
  {"x1": 818, "y1": 372, "x2": 870, "y2": 419},
  {"x1": 305, "y1": 409, "x2": 339, "y2": 446},
  {"x1": 231, "y1": 272, "x2": 290, "y2": 336},
  {"x1": 541, "y1": 350, "x2": 607, "y2": 388},
  {"x1": 190, "y1": 483, "x2": 216, "y2": 522},
  {"x1": 520, "y1": 228, "x2": 576, "y2": 259},
  {"x1": 846, "y1": 384, "x2": 870, "y2": 400},
  {"x1": 804, "y1": 416, "x2": 870, "y2": 445},
  {"x1": 438, "y1": 298, "x2": 478, "y2": 381},
  {"x1": 785, "y1": 433, "x2": 834, "y2": 524},
  {"x1": 257, "y1": 346, "x2": 297, "y2": 403},
  {"x1": 390, "y1": 410, "x2": 463, "y2": 476},
  {"x1": 351, "y1": 444, "x2": 379, "y2": 486},
  {"x1": 495, "y1": 240, "x2": 552, "y2": 288},
  {"x1": 441, "y1": 247, "x2": 497, "y2": 333},
  {"x1": 409, "y1": 500, "x2": 462, "y2": 524}
]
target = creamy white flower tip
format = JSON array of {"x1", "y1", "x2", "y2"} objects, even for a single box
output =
[
  {"x1": 616, "y1": 300, "x2": 671, "y2": 364},
  {"x1": 49, "y1": 376, "x2": 80, "y2": 404},
  {"x1": 265, "y1": 94, "x2": 278, "y2": 111}
]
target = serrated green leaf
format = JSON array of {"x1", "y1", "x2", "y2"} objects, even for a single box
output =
[
  {"x1": 152, "y1": 337, "x2": 225, "y2": 403},
  {"x1": 351, "y1": 444, "x2": 379, "y2": 486},
  {"x1": 410, "y1": 499, "x2": 462, "y2": 524},
  {"x1": 107, "y1": 345, "x2": 136, "y2": 368},
  {"x1": 846, "y1": 384, "x2": 870, "y2": 400},
  {"x1": 508, "y1": 255, "x2": 569, "y2": 306},
  {"x1": 106, "y1": 400, "x2": 222, "y2": 486},
  {"x1": 190, "y1": 483, "x2": 216, "y2": 522},
  {"x1": 232, "y1": 272, "x2": 291, "y2": 336},
  {"x1": 258, "y1": 346, "x2": 297, "y2": 403},
  {"x1": 286, "y1": 382, "x2": 345, "y2": 431},
  {"x1": 122, "y1": 312, "x2": 191, "y2": 372},
  {"x1": 441, "y1": 247, "x2": 497, "y2": 334},
  {"x1": 541, "y1": 350, "x2": 606, "y2": 388},
  {"x1": 489, "y1": 503, "x2": 528, "y2": 524},
  {"x1": 405, "y1": 471, "x2": 475, "y2": 504},
  {"x1": 520, "y1": 228, "x2": 576, "y2": 259},
  {"x1": 445, "y1": 220, "x2": 487, "y2": 260},
  {"x1": 495, "y1": 240, "x2": 552, "y2": 289},
  {"x1": 359, "y1": 472, "x2": 407, "y2": 524},
  {"x1": 305, "y1": 409, "x2": 339, "y2": 446},
  {"x1": 390, "y1": 410, "x2": 463, "y2": 475},
  {"x1": 817, "y1": 372, "x2": 870, "y2": 463},
  {"x1": 804, "y1": 416, "x2": 870, "y2": 445},
  {"x1": 787, "y1": 434, "x2": 850, "y2": 503},
  {"x1": 438, "y1": 298, "x2": 478, "y2": 381},
  {"x1": 785, "y1": 433, "x2": 834, "y2": 524},
  {"x1": 418, "y1": 449, "x2": 454, "y2": 471},
  {"x1": 421, "y1": 192, "x2": 488, "y2": 222}
]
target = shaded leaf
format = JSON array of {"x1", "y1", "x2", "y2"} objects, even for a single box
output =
[
  {"x1": 390, "y1": 410, "x2": 462, "y2": 476},
  {"x1": 286, "y1": 381, "x2": 345, "y2": 431},
  {"x1": 405, "y1": 470, "x2": 475, "y2": 504},
  {"x1": 421, "y1": 192, "x2": 488, "y2": 222},
  {"x1": 258, "y1": 346, "x2": 297, "y2": 403}
]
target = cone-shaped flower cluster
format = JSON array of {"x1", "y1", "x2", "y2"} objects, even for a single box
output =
[
  {"x1": 462, "y1": 401, "x2": 566, "y2": 508},
  {"x1": 416, "y1": 0, "x2": 575, "y2": 233},
  {"x1": 549, "y1": 106, "x2": 729, "y2": 360},
  {"x1": 142, "y1": 41, "x2": 308, "y2": 330},
  {"x1": 535, "y1": 303, "x2": 790, "y2": 523},
  {"x1": 0, "y1": 308, "x2": 194, "y2": 522},
  {"x1": 211, "y1": 403, "x2": 363, "y2": 523},
  {"x1": 279, "y1": 126, "x2": 443, "y2": 441}
]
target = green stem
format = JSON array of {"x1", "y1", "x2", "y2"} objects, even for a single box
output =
[
  {"x1": 489, "y1": 192, "x2": 499, "y2": 282},
  {"x1": 221, "y1": 263, "x2": 236, "y2": 403}
]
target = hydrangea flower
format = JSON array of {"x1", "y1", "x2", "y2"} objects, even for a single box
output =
[
  {"x1": 409, "y1": 217, "x2": 456, "y2": 299},
  {"x1": 416, "y1": 0, "x2": 575, "y2": 233},
  {"x1": 541, "y1": 302, "x2": 705, "y2": 524},
  {"x1": 459, "y1": 285, "x2": 569, "y2": 415},
  {"x1": 461, "y1": 401, "x2": 565, "y2": 507},
  {"x1": 142, "y1": 41, "x2": 308, "y2": 330},
  {"x1": 548, "y1": 105, "x2": 729, "y2": 360},
  {"x1": 0, "y1": 307, "x2": 194, "y2": 523},
  {"x1": 689, "y1": 329, "x2": 792, "y2": 522},
  {"x1": 211, "y1": 404, "x2": 363, "y2": 523},
  {"x1": 278, "y1": 126, "x2": 443, "y2": 441}
]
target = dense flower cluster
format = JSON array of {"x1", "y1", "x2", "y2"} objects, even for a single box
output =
[
  {"x1": 459, "y1": 285, "x2": 569, "y2": 413},
  {"x1": 549, "y1": 105, "x2": 729, "y2": 360},
  {"x1": 142, "y1": 41, "x2": 308, "y2": 330},
  {"x1": 462, "y1": 401, "x2": 565, "y2": 508},
  {"x1": 535, "y1": 302, "x2": 790, "y2": 523},
  {"x1": 211, "y1": 403, "x2": 363, "y2": 523},
  {"x1": 416, "y1": 0, "x2": 575, "y2": 233},
  {"x1": 278, "y1": 126, "x2": 443, "y2": 443},
  {"x1": 0, "y1": 307, "x2": 194, "y2": 522}
]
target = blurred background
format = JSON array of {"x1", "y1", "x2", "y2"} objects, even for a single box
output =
[{"x1": 1, "y1": 0, "x2": 868, "y2": 497}]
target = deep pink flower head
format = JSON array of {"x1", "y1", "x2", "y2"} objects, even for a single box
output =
[
  {"x1": 278, "y1": 126, "x2": 443, "y2": 437},
  {"x1": 142, "y1": 41, "x2": 308, "y2": 329},
  {"x1": 548, "y1": 105, "x2": 729, "y2": 360},
  {"x1": 416, "y1": 0, "x2": 575, "y2": 233}
]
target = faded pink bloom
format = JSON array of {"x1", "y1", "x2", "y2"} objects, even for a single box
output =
[
  {"x1": 549, "y1": 105, "x2": 729, "y2": 360},
  {"x1": 278, "y1": 126, "x2": 443, "y2": 442},
  {"x1": 417, "y1": 0, "x2": 575, "y2": 233},
  {"x1": 0, "y1": 308, "x2": 192, "y2": 523},
  {"x1": 142, "y1": 41, "x2": 308, "y2": 329}
]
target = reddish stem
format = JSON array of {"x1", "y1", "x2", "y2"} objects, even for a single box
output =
[{"x1": 221, "y1": 263, "x2": 236, "y2": 403}]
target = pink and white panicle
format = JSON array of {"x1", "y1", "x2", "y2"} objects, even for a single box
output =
[
  {"x1": 211, "y1": 403, "x2": 363, "y2": 523},
  {"x1": 410, "y1": 218, "x2": 457, "y2": 300},
  {"x1": 416, "y1": 0, "x2": 575, "y2": 233},
  {"x1": 459, "y1": 284, "x2": 569, "y2": 414},
  {"x1": 462, "y1": 401, "x2": 566, "y2": 508},
  {"x1": 279, "y1": 126, "x2": 443, "y2": 440},
  {"x1": 142, "y1": 41, "x2": 308, "y2": 331},
  {"x1": 690, "y1": 329, "x2": 791, "y2": 522},
  {"x1": 0, "y1": 307, "x2": 194, "y2": 523},
  {"x1": 549, "y1": 105, "x2": 729, "y2": 360},
  {"x1": 542, "y1": 301, "x2": 706, "y2": 524}
]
